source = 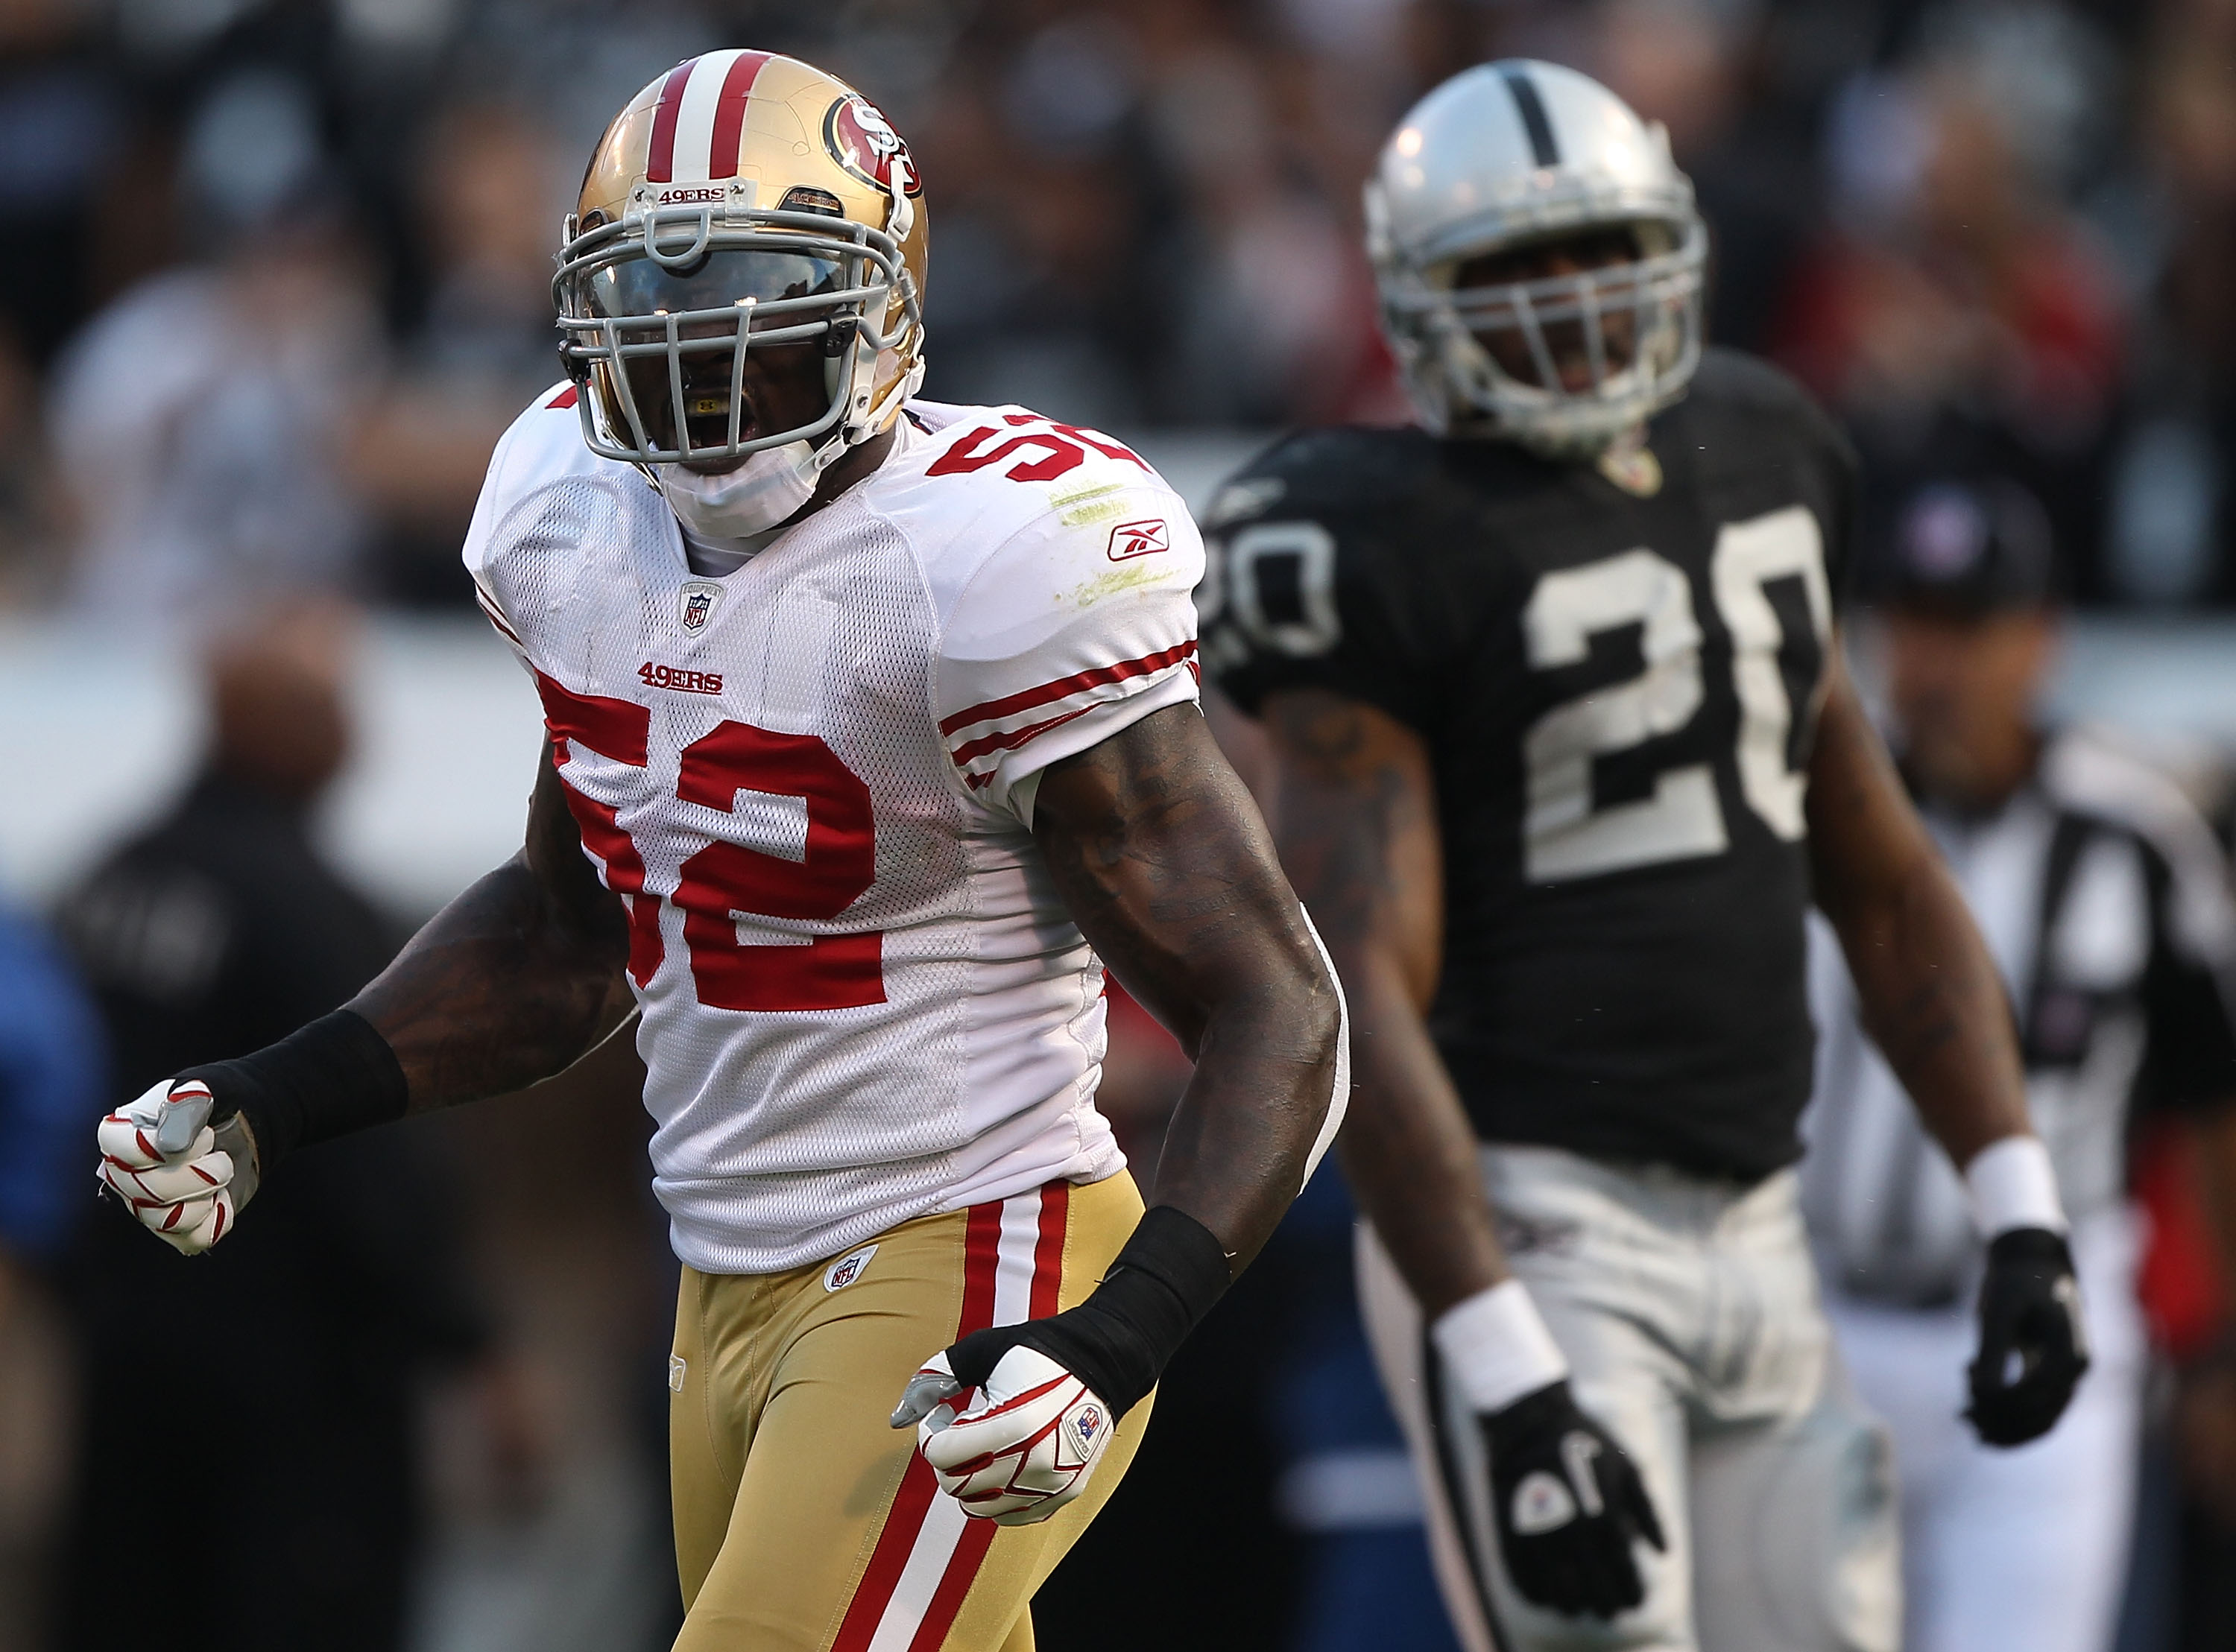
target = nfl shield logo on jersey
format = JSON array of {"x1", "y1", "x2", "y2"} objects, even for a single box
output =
[
  {"x1": 823, "y1": 1244, "x2": 878, "y2": 1292},
  {"x1": 680, "y1": 580, "x2": 723, "y2": 636}
]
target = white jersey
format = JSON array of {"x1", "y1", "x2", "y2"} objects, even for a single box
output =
[{"x1": 463, "y1": 387, "x2": 1204, "y2": 1273}]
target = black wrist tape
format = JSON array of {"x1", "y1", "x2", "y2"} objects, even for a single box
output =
[
  {"x1": 177, "y1": 1008, "x2": 408, "y2": 1174},
  {"x1": 999, "y1": 1204, "x2": 1232, "y2": 1417}
]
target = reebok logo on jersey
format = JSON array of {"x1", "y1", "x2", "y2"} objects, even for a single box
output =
[
  {"x1": 824, "y1": 1244, "x2": 878, "y2": 1291},
  {"x1": 1107, "y1": 519, "x2": 1168, "y2": 561},
  {"x1": 639, "y1": 662, "x2": 724, "y2": 695}
]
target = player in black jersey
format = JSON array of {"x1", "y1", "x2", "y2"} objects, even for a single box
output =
[{"x1": 1205, "y1": 62, "x2": 2088, "y2": 1652}]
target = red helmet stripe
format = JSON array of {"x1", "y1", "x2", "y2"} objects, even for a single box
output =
[
  {"x1": 645, "y1": 59, "x2": 697, "y2": 184},
  {"x1": 707, "y1": 50, "x2": 772, "y2": 180}
]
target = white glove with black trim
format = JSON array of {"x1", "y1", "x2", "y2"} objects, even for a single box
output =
[
  {"x1": 889, "y1": 1346, "x2": 1116, "y2": 1527},
  {"x1": 95, "y1": 1079, "x2": 261, "y2": 1256}
]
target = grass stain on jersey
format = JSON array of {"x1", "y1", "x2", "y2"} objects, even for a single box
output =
[
  {"x1": 1049, "y1": 480, "x2": 1131, "y2": 528},
  {"x1": 1066, "y1": 562, "x2": 1174, "y2": 610}
]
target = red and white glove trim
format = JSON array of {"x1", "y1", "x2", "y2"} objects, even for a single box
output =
[
  {"x1": 95, "y1": 1080, "x2": 241, "y2": 1256},
  {"x1": 906, "y1": 1346, "x2": 1116, "y2": 1527}
]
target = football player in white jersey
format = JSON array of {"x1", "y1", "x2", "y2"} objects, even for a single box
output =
[{"x1": 92, "y1": 52, "x2": 1348, "y2": 1652}]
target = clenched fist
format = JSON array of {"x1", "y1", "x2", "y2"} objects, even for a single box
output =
[{"x1": 95, "y1": 1080, "x2": 261, "y2": 1255}]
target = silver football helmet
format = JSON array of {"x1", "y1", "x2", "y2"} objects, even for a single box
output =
[{"x1": 1366, "y1": 60, "x2": 1707, "y2": 456}]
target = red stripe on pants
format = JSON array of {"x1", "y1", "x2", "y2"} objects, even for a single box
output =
[
  {"x1": 830, "y1": 1197, "x2": 1014, "y2": 1652},
  {"x1": 1031, "y1": 1184, "x2": 1068, "y2": 1320},
  {"x1": 906, "y1": 1189, "x2": 1070, "y2": 1652}
]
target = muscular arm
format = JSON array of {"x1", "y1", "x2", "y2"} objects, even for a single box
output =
[
  {"x1": 352, "y1": 741, "x2": 632, "y2": 1113},
  {"x1": 1257, "y1": 687, "x2": 1508, "y2": 1317},
  {"x1": 1032, "y1": 701, "x2": 1344, "y2": 1271},
  {"x1": 1807, "y1": 653, "x2": 2033, "y2": 1165}
]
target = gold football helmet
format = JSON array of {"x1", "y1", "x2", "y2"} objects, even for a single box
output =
[{"x1": 554, "y1": 50, "x2": 928, "y2": 467}]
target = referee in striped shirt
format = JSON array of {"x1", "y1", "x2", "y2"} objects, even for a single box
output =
[{"x1": 1800, "y1": 476, "x2": 2236, "y2": 1652}]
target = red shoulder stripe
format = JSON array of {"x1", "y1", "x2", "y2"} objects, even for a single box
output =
[
  {"x1": 938, "y1": 639, "x2": 1197, "y2": 738},
  {"x1": 947, "y1": 704, "x2": 1095, "y2": 771}
]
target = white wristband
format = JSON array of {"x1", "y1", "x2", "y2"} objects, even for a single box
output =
[
  {"x1": 1430, "y1": 1279, "x2": 1570, "y2": 1414},
  {"x1": 1965, "y1": 1135, "x2": 2067, "y2": 1238}
]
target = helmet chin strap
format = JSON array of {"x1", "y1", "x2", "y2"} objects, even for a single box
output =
[{"x1": 656, "y1": 437, "x2": 844, "y2": 539}]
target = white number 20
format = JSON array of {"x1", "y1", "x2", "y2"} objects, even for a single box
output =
[{"x1": 1522, "y1": 506, "x2": 1831, "y2": 884}]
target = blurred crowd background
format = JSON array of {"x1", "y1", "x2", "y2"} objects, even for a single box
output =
[
  {"x1": 11, "y1": 0, "x2": 2236, "y2": 618},
  {"x1": 4, "y1": 0, "x2": 2236, "y2": 1649}
]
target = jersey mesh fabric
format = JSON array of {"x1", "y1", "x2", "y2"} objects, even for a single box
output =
[{"x1": 464, "y1": 389, "x2": 1201, "y2": 1273}]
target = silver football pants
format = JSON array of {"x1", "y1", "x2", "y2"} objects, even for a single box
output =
[{"x1": 1359, "y1": 1144, "x2": 1901, "y2": 1652}]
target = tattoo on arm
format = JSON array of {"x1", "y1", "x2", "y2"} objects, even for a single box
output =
[
  {"x1": 351, "y1": 743, "x2": 632, "y2": 1113},
  {"x1": 1034, "y1": 702, "x2": 1342, "y2": 1270},
  {"x1": 1807, "y1": 657, "x2": 2032, "y2": 1165},
  {"x1": 1260, "y1": 689, "x2": 1509, "y2": 1317}
]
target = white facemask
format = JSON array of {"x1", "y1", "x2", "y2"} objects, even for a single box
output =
[{"x1": 654, "y1": 437, "x2": 834, "y2": 540}]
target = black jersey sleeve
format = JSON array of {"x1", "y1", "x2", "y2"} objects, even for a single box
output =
[
  {"x1": 1691, "y1": 350, "x2": 1863, "y2": 614},
  {"x1": 1812, "y1": 397, "x2": 1862, "y2": 614},
  {"x1": 1199, "y1": 428, "x2": 1455, "y2": 730}
]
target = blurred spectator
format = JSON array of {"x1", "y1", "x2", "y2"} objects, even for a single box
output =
[
  {"x1": 0, "y1": 0, "x2": 128, "y2": 371},
  {"x1": 1587, "y1": 0, "x2": 1828, "y2": 355},
  {"x1": 2129, "y1": 1104, "x2": 2236, "y2": 1651},
  {"x1": 1776, "y1": 20, "x2": 2125, "y2": 592},
  {"x1": 1799, "y1": 478, "x2": 2236, "y2": 1652},
  {"x1": 2096, "y1": 8, "x2": 2236, "y2": 607},
  {"x1": 0, "y1": 321, "x2": 73, "y2": 608},
  {"x1": 0, "y1": 907, "x2": 101, "y2": 1652},
  {"x1": 353, "y1": 98, "x2": 573, "y2": 606},
  {"x1": 51, "y1": 595, "x2": 537, "y2": 1652},
  {"x1": 0, "y1": 908, "x2": 104, "y2": 1274},
  {"x1": 48, "y1": 68, "x2": 383, "y2": 628}
]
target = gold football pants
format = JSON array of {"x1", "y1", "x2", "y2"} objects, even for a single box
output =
[{"x1": 669, "y1": 1171, "x2": 1150, "y2": 1651}]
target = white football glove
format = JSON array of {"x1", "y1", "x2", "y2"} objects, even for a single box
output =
[
  {"x1": 95, "y1": 1079, "x2": 261, "y2": 1256},
  {"x1": 890, "y1": 1346, "x2": 1116, "y2": 1527}
]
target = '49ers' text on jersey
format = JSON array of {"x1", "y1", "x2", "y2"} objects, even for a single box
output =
[
  {"x1": 464, "y1": 390, "x2": 1204, "y2": 1273},
  {"x1": 1206, "y1": 349, "x2": 1856, "y2": 1180}
]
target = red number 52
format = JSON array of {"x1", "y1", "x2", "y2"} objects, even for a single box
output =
[{"x1": 537, "y1": 674, "x2": 885, "y2": 1013}]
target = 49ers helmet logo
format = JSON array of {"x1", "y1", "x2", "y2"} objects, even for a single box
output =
[{"x1": 824, "y1": 94, "x2": 921, "y2": 197}]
